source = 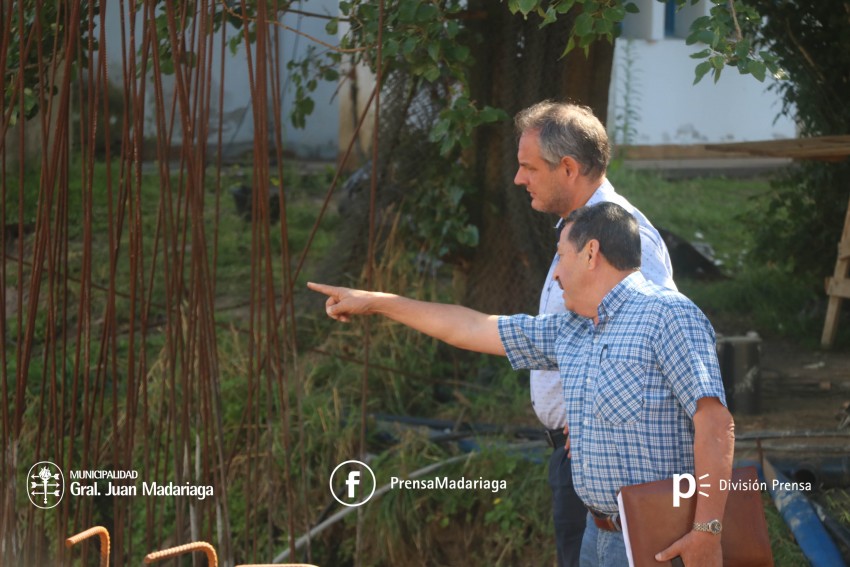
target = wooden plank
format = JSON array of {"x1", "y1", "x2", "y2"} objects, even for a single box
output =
[
  {"x1": 839, "y1": 240, "x2": 850, "y2": 261},
  {"x1": 822, "y1": 294, "x2": 845, "y2": 347},
  {"x1": 615, "y1": 144, "x2": 752, "y2": 160},
  {"x1": 705, "y1": 135, "x2": 850, "y2": 161},
  {"x1": 821, "y1": 190, "x2": 850, "y2": 348},
  {"x1": 825, "y1": 278, "x2": 850, "y2": 299}
]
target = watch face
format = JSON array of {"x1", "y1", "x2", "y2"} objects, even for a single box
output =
[{"x1": 709, "y1": 519, "x2": 722, "y2": 534}]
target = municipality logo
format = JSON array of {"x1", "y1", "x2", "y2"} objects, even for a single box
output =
[
  {"x1": 329, "y1": 460, "x2": 376, "y2": 507},
  {"x1": 27, "y1": 461, "x2": 65, "y2": 509}
]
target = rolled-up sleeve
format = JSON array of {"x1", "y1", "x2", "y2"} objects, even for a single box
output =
[
  {"x1": 654, "y1": 299, "x2": 726, "y2": 417},
  {"x1": 497, "y1": 314, "x2": 562, "y2": 371}
]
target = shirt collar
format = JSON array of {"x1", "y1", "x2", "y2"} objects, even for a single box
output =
[
  {"x1": 585, "y1": 178, "x2": 615, "y2": 207},
  {"x1": 597, "y1": 271, "x2": 645, "y2": 324}
]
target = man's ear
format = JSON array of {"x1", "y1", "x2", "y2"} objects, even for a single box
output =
[
  {"x1": 560, "y1": 156, "x2": 581, "y2": 179},
  {"x1": 586, "y1": 239, "x2": 601, "y2": 269}
]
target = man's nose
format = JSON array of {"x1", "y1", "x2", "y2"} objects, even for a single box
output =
[
  {"x1": 553, "y1": 274, "x2": 563, "y2": 290},
  {"x1": 513, "y1": 169, "x2": 524, "y2": 186}
]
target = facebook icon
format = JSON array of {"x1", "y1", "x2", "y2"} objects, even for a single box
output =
[
  {"x1": 330, "y1": 460, "x2": 376, "y2": 507},
  {"x1": 346, "y1": 470, "x2": 361, "y2": 499}
]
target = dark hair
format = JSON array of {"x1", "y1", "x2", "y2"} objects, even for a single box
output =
[
  {"x1": 565, "y1": 202, "x2": 641, "y2": 271},
  {"x1": 514, "y1": 100, "x2": 610, "y2": 178}
]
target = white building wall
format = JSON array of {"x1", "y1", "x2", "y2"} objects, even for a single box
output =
[
  {"x1": 608, "y1": 1, "x2": 796, "y2": 145},
  {"x1": 100, "y1": 1, "x2": 340, "y2": 159}
]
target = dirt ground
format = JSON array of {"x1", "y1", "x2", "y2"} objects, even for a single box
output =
[
  {"x1": 731, "y1": 337, "x2": 850, "y2": 500},
  {"x1": 734, "y1": 338, "x2": 850, "y2": 433}
]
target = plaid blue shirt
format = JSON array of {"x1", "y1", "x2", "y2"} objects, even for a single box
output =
[{"x1": 499, "y1": 272, "x2": 726, "y2": 512}]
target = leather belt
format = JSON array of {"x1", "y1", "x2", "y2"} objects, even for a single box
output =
[
  {"x1": 587, "y1": 507, "x2": 621, "y2": 532},
  {"x1": 544, "y1": 428, "x2": 567, "y2": 449}
]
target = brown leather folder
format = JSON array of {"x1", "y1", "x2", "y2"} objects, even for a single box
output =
[{"x1": 617, "y1": 466, "x2": 774, "y2": 567}]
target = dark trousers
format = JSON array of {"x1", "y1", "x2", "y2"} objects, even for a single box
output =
[{"x1": 549, "y1": 444, "x2": 586, "y2": 567}]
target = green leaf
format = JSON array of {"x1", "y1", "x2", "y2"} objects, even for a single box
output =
[
  {"x1": 402, "y1": 36, "x2": 417, "y2": 56},
  {"x1": 384, "y1": 39, "x2": 399, "y2": 58},
  {"x1": 574, "y1": 12, "x2": 594, "y2": 37},
  {"x1": 692, "y1": 29, "x2": 716, "y2": 46},
  {"x1": 398, "y1": 0, "x2": 417, "y2": 21},
  {"x1": 556, "y1": 0, "x2": 576, "y2": 14},
  {"x1": 430, "y1": 119, "x2": 450, "y2": 140},
  {"x1": 693, "y1": 60, "x2": 712, "y2": 84},
  {"x1": 478, "y1": 106, "x2": 509, "y2": 123},
  {"x1": 603, "y1": 5, "x2": 626, "y2": 22},
  {"x1": 416, "y1": 4, "x2": 438, "y2": 22},
  {"x1": 690, "y1": 15, "x2": 711, "y2": 28},
  {"x1": 160, "y1": 58, "x2": 175, "y2": 75},
  {"x1": 446, "y1": 20, "x2": 460, "y2": 38},
  {"x1": 541, "y1": 6, "x2": 558, "y2": 27},
  {"x1": 517, "y1": 0, "x2": 539, "y2": 15},
  {"x1": 748, "y1": 59, "x2": 766, "y2": 82},
  {"x1": 561, "y1": 35, "x2": 576, "y2": 57},
  {"x1": 325, "y1": 18, "x2": 338, "y2": 36},
  {"x1": 759, "y1": 50, "x2": 777, "y2": 64},
  {"x1": 427, "y1": 42, "x2": 440, "y2": 62},
  {"x1": 423, "y1": 65, "x2": 441, "y2": 82},
  {"x1": 595, "y1": 17, "x2": 613, "y2": 35},
  {"x1": 458, "y1": 224, "x2": 479, "y2": 247},
  {"x1": 689, "y1": 49, "x2": 711, "y2": 60},
  {"x1": 624, "y1": 3, "x2": 640, "y2": 14},
  {"x1": 452, "y1": 44, "x2": 470, "y2": 63},
  {"x1": 712, "y1": 66, "x2": 723, "y2": 83}
]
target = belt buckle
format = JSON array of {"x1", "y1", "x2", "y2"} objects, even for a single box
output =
[
  {"x1": 588, "y1": 508, "x2": 621, "y2": 532},
  {"x1": 608, "y1": 511, "x2": 620, "y2": 530}
]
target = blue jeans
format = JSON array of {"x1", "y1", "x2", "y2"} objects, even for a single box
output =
[
  {"x1": 579, "y1": 513, "x2": 629, "y2": 567},
  {"x1": 549, "y1": 444, "x2": 586, "y2": 567}
]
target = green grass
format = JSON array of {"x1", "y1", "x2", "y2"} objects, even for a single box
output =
[
  {"x1": 608, "y1": 165, "x2": 845, "y2": 345},
  {"x1": 762, "y1": 491, "x2": 810, "y2": 566},
  {"x1": 610, "y1": 164, "x2": 769, "y2": 274}
]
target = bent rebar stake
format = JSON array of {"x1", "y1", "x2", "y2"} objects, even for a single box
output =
[
  {"x1": 65, "y1": 526, "x2": 110, "y2": 567},
  {"x1": 144, "y1": 541, "x2": 218, "y2": 567}
]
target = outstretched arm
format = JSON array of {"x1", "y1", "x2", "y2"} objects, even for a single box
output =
[{"x1": 307, "y1": 282, "x2": 506, "y2": 356}]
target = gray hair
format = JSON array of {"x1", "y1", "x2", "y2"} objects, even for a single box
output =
[{"x1": 514, "y1": 100, "x2": 610, "y2": 178}]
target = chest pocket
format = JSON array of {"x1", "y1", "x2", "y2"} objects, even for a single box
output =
[{"x1": 593, "y1": 359, "x2": 647, "y2": 424}]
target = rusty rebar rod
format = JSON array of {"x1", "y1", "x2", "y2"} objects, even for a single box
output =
[
  {"x1": 143, "y1": 541, "x2": 218, "y2": 566},
  {"x1": 236, "y1": 563, "x2": 317, "y2": 567},
  {"x1": 236, "y1": 564, "x2": 319, "y2": 567},
  {"x1": 65, "y1": 526, "x2": 110, "y2": 567}
]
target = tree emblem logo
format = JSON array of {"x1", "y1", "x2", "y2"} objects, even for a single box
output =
[{"x1": 27, "y1": 461, "x2": 64, "y2": 509}]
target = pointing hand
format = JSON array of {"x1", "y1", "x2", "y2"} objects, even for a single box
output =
[{"x1": 307, "y1": 282, "x2": 381, "y2": 323}]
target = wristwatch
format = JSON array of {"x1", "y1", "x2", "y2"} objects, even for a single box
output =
[{"x1": 692, "y1": 519, "x2": 723, "y2": 535}]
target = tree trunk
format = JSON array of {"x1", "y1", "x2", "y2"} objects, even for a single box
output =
[{"x1": 462, "y1": 2, "x2": 614, "y2": 314}]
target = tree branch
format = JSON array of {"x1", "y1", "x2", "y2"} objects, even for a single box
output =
[{"x1": 218, "y1": 0, "x2": 371, "y2": 54}]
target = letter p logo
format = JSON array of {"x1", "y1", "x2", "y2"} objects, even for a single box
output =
[
  {"x1": 346, "y1": 470, "x2": 361, "y2": 499},
  {"x1": 673, "y1": 473, "x2": 696, "y2": 507},
  {"x1": 673, "y1": 473, "x2": 711, "y2": 507}
]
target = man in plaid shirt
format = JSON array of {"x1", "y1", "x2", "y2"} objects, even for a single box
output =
[{"x1": 309, "y1": 202, "x2": 734, "y2": 567}]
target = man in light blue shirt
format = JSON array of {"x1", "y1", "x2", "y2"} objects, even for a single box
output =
[{"x1": 308, "y1": 202, "x2": 733, "y2": 567}]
